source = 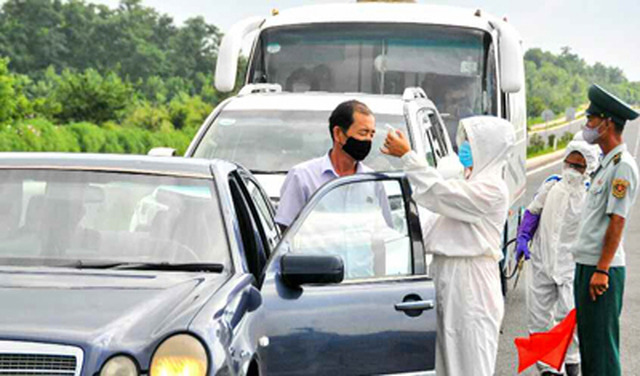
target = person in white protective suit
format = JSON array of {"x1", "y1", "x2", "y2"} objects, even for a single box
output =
[
  {"x1": 515, "y1": 135, "x2": 601, "y2": 376},
  {"x1": 382, "y1": 116, "x2": 515, "y2": 376}
]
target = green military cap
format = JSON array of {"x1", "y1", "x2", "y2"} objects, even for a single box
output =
[{"x1": 586, "y1": 84, "x2": 639, "y2": 125}]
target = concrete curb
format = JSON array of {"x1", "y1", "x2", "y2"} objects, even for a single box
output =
[
  {"x1": 529, "y1": 111, "x2": 586, "y2": 132},
  {"x1": 529, "y1": 116, "x2": 585, "y2": 135},
  {"x1": 526, "y1": 148, "x2": 566, "y2": 172}
]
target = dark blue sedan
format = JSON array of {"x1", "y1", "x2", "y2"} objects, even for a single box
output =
[{"x1": 0, "y1": 153, "x2": 436, "y2": 375}]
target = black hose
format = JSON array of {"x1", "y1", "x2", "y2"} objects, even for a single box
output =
[{"x1": 502, "y1": 238, "x2": 521, "y2": 280}]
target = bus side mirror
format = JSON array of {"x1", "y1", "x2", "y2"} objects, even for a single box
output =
[
  {"x1": 495, "y1": 20, "x2": 524, "y2": 93},
  {"x1": 215, "y1": 16, "x2": 265, "y2": 93}
]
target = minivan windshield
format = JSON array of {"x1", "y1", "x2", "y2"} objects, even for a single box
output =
[
  {"x1": 0, "y1": 170, "x2": 229, "y2": 269},
  {"x1": 248, "y1": 23, "x2": 498, "y2": 134},
  {"x1": 192, "y1": 110, "x2": 408, "y2": 173}
]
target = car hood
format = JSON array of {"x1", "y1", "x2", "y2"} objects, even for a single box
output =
[{"x1": 0, "y1": 267, "x2": 228, "y2": 349}]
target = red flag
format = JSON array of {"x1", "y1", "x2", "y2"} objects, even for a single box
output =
[{"x1": 514, "y1": 308, "x2": 577, "y2": 373}]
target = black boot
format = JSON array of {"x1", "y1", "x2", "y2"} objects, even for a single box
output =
[{"x1": 565, "y1": 363, "x2": 580, "y2": 376}]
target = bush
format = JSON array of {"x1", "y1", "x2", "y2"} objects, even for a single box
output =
[
  {"x1": 122, "y1": 101, "x2": 173, "y2": 132},
  {"x1": 0, "y1": 118, "x2": 192, "y2": 155},
  {"x1": 68, "y1": 122, "x2": 107, "y2": 152},
  {"x1": 114, "y1": 127, "x2": 151, "y2": 154},
  {"x1": 548, "y1": 134, "x2": 556, "y2": 148},
  {"x1": 0, "y1": 118, "x2": 81, "y2": 152},
  {"x1": 560, "y1": 131, "x2": 574, "y2": 145},
  {"x1": 101, "y1": 131, "x2": 125, "y2": 154},
  {"x1": 528, "y1": 133, "x2": 545, "y2": 154}
]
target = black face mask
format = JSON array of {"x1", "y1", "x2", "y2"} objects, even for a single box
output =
[{"x1": 342, "y1": 136, "x2": 372, "y2": 161}]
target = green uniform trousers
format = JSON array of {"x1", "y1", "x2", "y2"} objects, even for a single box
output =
[{"x1": 574, "y1": 263, "x2": 625, "y2": 376}]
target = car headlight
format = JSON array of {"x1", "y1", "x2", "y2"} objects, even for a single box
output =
[
  {"x1": 100, "y1": 355, "x2": 138, "y2": 376},
  {"x1": 150, "y1": 334, "x2": 208, "y2": 376}
]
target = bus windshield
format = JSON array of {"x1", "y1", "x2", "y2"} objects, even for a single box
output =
[{"x1": 249, "y1": 23, "x2": 498, "y2": 132}]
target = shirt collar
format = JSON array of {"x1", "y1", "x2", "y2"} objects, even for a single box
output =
[
  {"x1": 602, "y1": 143, "x2": 626, "y2": 168},
  {"x1": 322, "y1": 150, "x2": 365, "y2": 177}
]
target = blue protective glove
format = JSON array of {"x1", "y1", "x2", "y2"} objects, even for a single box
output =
[
  {"x1": 515, "y1": 210, "x2": 540, "y2": 261},
  {"x1": 458, "y1": 141, "x2": 473, "y2": 168}
]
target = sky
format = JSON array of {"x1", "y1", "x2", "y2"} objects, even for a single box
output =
[{"x1": 90, "y1": 0, "x2": 640, "y2": 81}]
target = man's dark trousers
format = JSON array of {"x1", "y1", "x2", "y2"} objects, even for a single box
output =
[{"x1": 574, "y1": 264, "x2": 625, "y2": 376}]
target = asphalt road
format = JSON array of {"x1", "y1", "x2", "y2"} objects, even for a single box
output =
[{"x1": 496, "y1": 117, "x2": 640, "y2": 376}]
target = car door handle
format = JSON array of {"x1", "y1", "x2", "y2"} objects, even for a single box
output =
[{"x1": 395, "y1": 300, "x2": 434, "y2": 311}]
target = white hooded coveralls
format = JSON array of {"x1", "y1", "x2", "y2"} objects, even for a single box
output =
[
  {"x1": 401, "y1": 116, "x2": 515, "y2": 376},
  {"x1": 526, "y1": 139, "x2": 600, "y2": 372}
]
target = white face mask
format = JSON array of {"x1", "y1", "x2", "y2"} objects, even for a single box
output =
[
  {"x1": 582, "y1": 118, "x2": 607, "y2": 144},
  {"x1": 562, "y1": 167, "x2": 585, "y2": 187}
]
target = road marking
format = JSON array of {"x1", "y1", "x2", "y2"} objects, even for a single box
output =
[{"x1": 526, "y1": 158, "x2": 563, "y2": 177}]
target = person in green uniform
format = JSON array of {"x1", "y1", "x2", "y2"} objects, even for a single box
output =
[{"x1": 573, "y1": 84, "x2": 639, "y2": 376}]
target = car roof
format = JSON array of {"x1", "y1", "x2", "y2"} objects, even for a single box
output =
[
  {"x1": 223, "y1": 92, "x2": 405, "y2": 115},
  {"x1": 262, "y1": 3, "x2": 494, "y2": 32},
  {"x1": 0, "y1": 152, "x2": 234, "y2": 179}
]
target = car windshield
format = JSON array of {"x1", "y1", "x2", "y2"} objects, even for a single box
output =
[
  {"x1": 192, "y1": 110, "x2": 408, "y2": 173},
  {"x1": 248, "y1": 23, "x2": 498, "y2": 135},
  {"x1": 0, "y1": 170, "x2": 229, "y2": 269}
]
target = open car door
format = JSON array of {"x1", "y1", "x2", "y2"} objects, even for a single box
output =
[{"x1": 258, "y1": 172, "x2": 436, "y2": 375}]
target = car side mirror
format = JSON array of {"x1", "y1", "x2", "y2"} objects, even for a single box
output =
[
  {"x1": 281, "y1": 254, "x2": 344, "y2": 287},
  {"x1": 148, "y1": 147, "x2": 177, "y2": 157},
  {"x1": 436, "y1": 154, "x2": 464, "y2": 180}
]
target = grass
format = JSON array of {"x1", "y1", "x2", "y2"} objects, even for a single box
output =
[
  {"x1": 527, "y1": 104, "x2": 589, "y2": 129},
  {"x1": 526, "y1": 139, "x2": 571, "y2": 159}
]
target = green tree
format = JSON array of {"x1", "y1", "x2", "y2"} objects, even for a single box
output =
[
  {"x1": 167, "y1": 16, "x2": 221, "y2": 81},
  {"x1": 53, "y1": 68, "x2": 132, "y2": 124},
  {"x1": 167, "y1": 93, "x2": 212, "y2": 130},
  {"x1": 0, "y1": 0, "x2": 220, "y2": 83},
  {"x1": 0, "y1": 57, "x2": 16, "y2": 122},
  {"x1": 0, "y1": 0, "x2": 67, "y2": 74}
]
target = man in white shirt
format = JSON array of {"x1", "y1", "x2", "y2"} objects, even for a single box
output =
[{"x1": 275, "y1": 100, "x2": 377, "y2": 229}]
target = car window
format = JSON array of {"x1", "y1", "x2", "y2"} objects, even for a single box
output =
[
  {"x1": 241, "y1": 176, "x2": 280, "y2": 252},
  {"x1": 191, "y1": 110, "x2": 407, "y2": 173},
  {"x1": 418, "y1": 110, "x2": 437, "y2": 167},
  {"x1": 428, "y1": 112, "x2": 449, "y2": 156},
  {"x1": 419, "y1": 109, "x2": 449, "y2": 165},
  {"x1": 289, "y1": 180, "x2": 412, "y2": 281},
  {"x1": 0, "y1": 170, "x2": 230, "y2": 268},
  {"x1": 229, "y1": 176, "x2": 267, "y2": 278}
]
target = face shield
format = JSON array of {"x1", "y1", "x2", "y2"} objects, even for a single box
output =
[
  {"x1": 565, "y1": 135, "x2": 602, "y2": 175},
  {"x1": 456, "y1": 122, "x2": 468, "y2": 151},
  {"x1": 454, "y1": 122, "x2": 473, "y2": 178}
]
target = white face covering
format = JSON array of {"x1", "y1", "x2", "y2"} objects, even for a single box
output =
[{"x1": 562, "y1": 166, "x2": 585, "y2": 187}]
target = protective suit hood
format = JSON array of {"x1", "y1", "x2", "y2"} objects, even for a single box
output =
[
  {"x1": 457, "y1": 116, "x2": 516, "y2": 179},
  {"x1": 565, "y1": 132, "x2": 601, "y2": 175}
]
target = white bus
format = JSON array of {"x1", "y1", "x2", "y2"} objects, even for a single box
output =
[{"x1": 213, "y1": 3, "x2": 527, "y2": 286}]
